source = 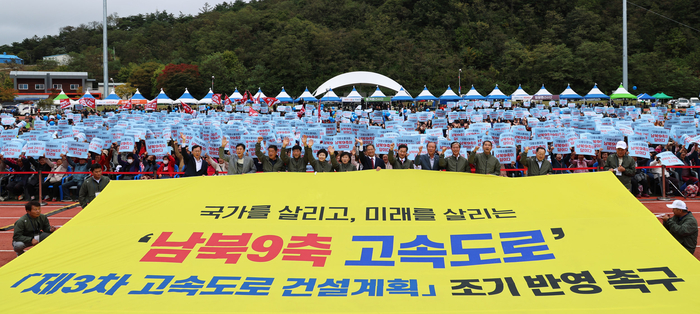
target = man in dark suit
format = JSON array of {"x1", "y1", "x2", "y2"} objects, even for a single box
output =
[
  {"x1": 355, "y1": 138, "x2": 385, "y2": 170},
  {"x1": 414, "y1": 142, "x2": 443, "y2": 170}
]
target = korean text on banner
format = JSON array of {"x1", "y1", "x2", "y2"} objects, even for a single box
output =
[{"x1": 0, "y1": 171, "x2": 698, "y2": 313}]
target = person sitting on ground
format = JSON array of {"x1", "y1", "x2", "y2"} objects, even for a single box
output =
[
  {"x1": 79, "y1": 163, "x2": 111, "y2": 208},
  {"x1": 12, "y1": 200, "x2": 56, "y2": 256},
  {"x1": 662, "y1": 200, "x2": 698, "y2": 254}
]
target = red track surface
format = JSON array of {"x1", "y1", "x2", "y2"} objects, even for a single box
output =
[{"x1": 0, "y1": 199, "x2": 698, "y2": 268}]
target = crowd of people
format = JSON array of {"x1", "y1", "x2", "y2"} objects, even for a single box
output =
[
  {"x1": 5, "y1": 100, "x2": 698, "y2": 258},
  {"x1": 0, "y1": 101, "x2": 697, "y2": 202}
]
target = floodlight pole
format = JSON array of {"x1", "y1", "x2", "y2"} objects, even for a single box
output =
[
  {"x1": 103, "y1": 0, "x2": 109, "y2": 101},
  {"x1": 622, "y1": 0, "x2": 628, "y2": 90},
  {"x1": 458, "y1": 69, "x2": 462, "y2": 96}
]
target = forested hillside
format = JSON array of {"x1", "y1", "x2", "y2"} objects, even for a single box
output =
[{"x1": 2, "y1": 0, "x2": 699, "y2": 100}]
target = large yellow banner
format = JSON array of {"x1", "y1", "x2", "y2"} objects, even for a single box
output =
[{"x1": 1, "y1": 171, "x2": 699, "y2": 313}]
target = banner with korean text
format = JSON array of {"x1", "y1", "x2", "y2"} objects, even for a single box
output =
[{"x1": 0, "y1": 171, "x2": 699, "y2": 313}]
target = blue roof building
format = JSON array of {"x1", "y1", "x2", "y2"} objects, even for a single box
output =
[{"x1": 0, "y1": 52, "x2": 23, "y2": 64}]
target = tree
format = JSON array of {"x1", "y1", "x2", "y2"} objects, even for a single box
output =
[
  {"x1": 155, "y1": 64, "x2": 206, "y2": 99},
  {"x1": 198, "y1": 51, "x2": 247, "y2": 95},
  {"x1": 115, "y1": 82, "x2": 137, "y2": 99},
  {"x1": 127, "y1": 62, "x2": 162, "y2": 98},
  {"x1": 0, "y1": 87, "x2": 18, "y2": 102}
]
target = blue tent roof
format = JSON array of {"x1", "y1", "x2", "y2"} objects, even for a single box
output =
[
  {"x1": 104, "y1": 92, "x2": 121, "y2": 100},
  {"x1": 131, "y1": 89, "x2": 146, "y2": 100},
  {"x1": 414, "y1": 86, "x2": 438, "y2": 101},
  {"x1": 559, "y1": 84, "x2": 583, "y2": 99},
  {"x1": 486, "y1": 85, "x2": 510, "y2": 100},
  {"x1": 320, "y1": 88, "x2": 342, "y2": 102},
  {"x1": 463, "y1": 85, "x2": 486, "y2": 100},
  {"x1": 296, "y1": 87, "x2": 317, "y2": 102},
  {"x1": 275, "y1": 87, "x2": 295, "y2": 102},
  {"x1": 584, "y1": 84, "x2": 610, "y2": 99},
  {"x1": 637, "y1": 93, "x2": 656, "y2": 100},
  {"x1": 438, "y1": 85, "x2": 462, "y2": 101},
  {"x1": 391, "y1": 87, "x2": 414, "y2": 101}
]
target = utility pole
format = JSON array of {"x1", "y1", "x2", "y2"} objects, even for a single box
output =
[
  {"x1": 622, "y1": 0, "x2": 628, "y2": 90},
  {"x1": 103, "y1": 0, "x2": 109, "y2": 100}
]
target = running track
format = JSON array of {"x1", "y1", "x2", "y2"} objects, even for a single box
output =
[{"x1": 0, "y1": 199, "x2": 698, "y2": 267}]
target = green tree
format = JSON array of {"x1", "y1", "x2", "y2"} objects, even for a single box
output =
[
  {"x1": 155, "y1": 64, "x2": 206, "y2": 99},
  {"x1": 198, "y1": 51, "x2": 247, "y2": 95}
]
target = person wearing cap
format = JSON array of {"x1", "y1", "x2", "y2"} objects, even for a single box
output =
[
  {"x1": 604, "y1": 141, "x2": 636, "y2": 191},
  {"x1": 662, "y1": 200, "x2": 698, "y2": 254}
]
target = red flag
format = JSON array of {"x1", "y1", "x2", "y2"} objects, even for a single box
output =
[
  {"x1": 180, "y1": 101, "x2": 194, "y2": 114},
  {"x1": 79, "y1": 97, "x2": 96, "y2": 109},
  {"x1": 223, "y1": 95, "x2": 232, "y2": 106},
  {"x1": 119, "y1": 98, "x2": 133, "y2": 111},
  {"x1": 262, "y1": 97, "x2": 279, "y2": 107},
  {"x1": 212, "y1": 94, "x2": 222, "y2": 105},
  {"x1": 248, "y1": 106, "x2": 259, "y2": 117},
  {"x1": 254, "y1": 94, "x2": 261, "y2": 105},
  {"x1": 145, "y1": 99, "x2": 157, "y2": 111},
  {"x1": 241, "y1": 91, "x2": 249, "y2": 103},
  {"x1": 297, "y1": 106, "x2": 305, "y2": 118},
  {"x1": 60, "y1": 98, "x2": 71, "y2": 109}
]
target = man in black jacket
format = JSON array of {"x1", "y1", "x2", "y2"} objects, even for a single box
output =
[
  {"x1": 355, "y1": 138, "x2": 385, "y2": 170},
  {"x1": 179, "y1": 133, "x2": 209, "y2": 177},
  {"x1": 12, "y1": 201, "x2": 56, "y2": 256}
]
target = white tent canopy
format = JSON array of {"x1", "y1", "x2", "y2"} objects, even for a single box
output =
[
  {"x1": 253, "y1": 88, "x2": 267, "y2": 99},
  {"x1": 230, "y1": 88, "x2": 244, "y2": 100},
  {"x1": 345, "y1": 86, "x2": 362, "y2": 99},
  {"x1": 313, "y1": 71, "x2": 403, "y2": 96},
  {"x1": 511, "y1": 84, "x2": 531, "y2": 100},
  {"x1": 533, "y1": 85, "x2": 553, "y2": 97},
  {"x1": 369, "y1": 86, "x2": 386, "y2": 98}
]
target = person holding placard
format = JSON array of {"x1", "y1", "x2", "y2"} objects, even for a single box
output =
[
  {"x1": 304, "y1": 138, "x2": 334, "y2": 172},
  {"x1": 387, "y1": 143, "x2": 415, "y2": 170},
  {"x1": 519, "y1": 147, "x2": 552, "y2": 176},
  {"x1": 219, "y1": 137, "x2": 256, "y2": 175},
  {"x1": 414, "y1": 142, "x2": 442, "y2": 171},
  {"x1": 468, "y1": 141, "x2": 500, "y2": 175},
  {"x1": 355, "y1": 138, "x2": 385, "y2": 170},
  {"x1": 281, "y1": 137, "x2": 308, "y2": 172},
  {"x1": 26, "y1": 156, "x2": 52, "y2": 200},
  {"x1": 439, "y1": 142, "x2": 468, "y2": 172},
  {"x1": 3, "y1": 155, "x2": 32, "y2": 200},
  {"x1": 42, "y1": 155, "x2": 68, "y2": 201},
  {"x1": 604, "y1": 141, "x2": 636, "y2": 192},
  {"x1": 255, "y1": 136, "x2": 285, "y2": 172}
]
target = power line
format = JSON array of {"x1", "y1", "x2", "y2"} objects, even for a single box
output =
[{"x1": 627, "y1": 1, "x2": 700, "y2": 33}]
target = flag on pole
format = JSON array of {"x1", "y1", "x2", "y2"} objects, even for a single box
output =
[
  {"x1": 79, "y1": 97, "x2": 96, "y2": 109},
  {"x1": 180, "y1": 101, "x2": 194, "y2": 114},
  {"x1": 297, "y1": 106, "x2": 305, "y2": 118},
  {"x1": 248, "y1": 106, "x2": 259, "y2": 117},
  {"x1": 145, "y1": 99, "x2": 157, "y2": 111},
  {"x1": 262, "y1": 97, "x2": 279, "y2": 107},
  {"x1": 119, "y1": 98, "x2": 133, "y2": 111},
  {"x1": 60, "y1": 98, "x2": 71, "y2": 109},
  {"x1": 254, "y1": 94, "x2": 261, "y2": 105},
  {"x1": 212, "y1": 94, "x2": 222, "y2": 105},
  {"x1": 223, "y1": 95, "x2": 232, "y2": 106}
]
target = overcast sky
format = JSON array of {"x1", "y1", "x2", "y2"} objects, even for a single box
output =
[{"x1": 0, "y1": 0, "x2": 216, "y2": 47}]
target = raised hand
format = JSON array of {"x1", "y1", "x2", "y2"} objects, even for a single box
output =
[
  {"x1": 308, "y1": 139, "x2": 314, "y2": 147},
  {"x1": 328, "y1": 146, "x2": 335, "y2": 155},
  {"x1": 390, "y1": 143, "x2": 395, "y2": 150},
  {"x1": 418, "y1": 146, "x2": 423, "y2": 154},
  {"x1": 282, "y1": 137, "x2": 290, "y2": 147},
  {"x1": 221, "y1": 137, "x2": 229, "y2": 148},
  {"x1": 302, "y1": 135, "x2": 308, "y2": 146},
  {"x1": 257, "y1": 136, "x2": 263, "y2": 143}
]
